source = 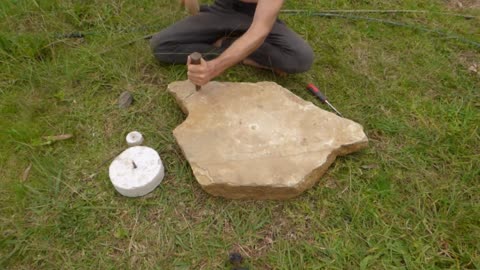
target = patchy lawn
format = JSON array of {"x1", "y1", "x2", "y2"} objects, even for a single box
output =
[{"x1": 1, "y1": 0, "x2": 479, "y2": 269}]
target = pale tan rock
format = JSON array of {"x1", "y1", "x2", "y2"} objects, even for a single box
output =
[{"x1": 168, "y1": 80, "x2": 368, "y2": 200}]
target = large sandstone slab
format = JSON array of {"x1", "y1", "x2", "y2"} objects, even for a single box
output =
[{"x1": 168, "y1": 80, "x2": 368, "y2": 200}]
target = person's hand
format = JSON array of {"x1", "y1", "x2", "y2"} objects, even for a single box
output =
[{"x1": 187, "y1": 56, "x2": 217, "y2": 86}]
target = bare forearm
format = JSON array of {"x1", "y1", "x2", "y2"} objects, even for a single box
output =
[
  {"x1": 210, "y1": 29, "x2": 266, "y2": 77},
  {"x1": 209, "y1": 0, "x2": 284, "y2": 77}
]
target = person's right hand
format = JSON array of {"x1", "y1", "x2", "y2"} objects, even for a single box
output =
[{"x1": 187, "y1": 56, "x2": 218, "y2": 86}]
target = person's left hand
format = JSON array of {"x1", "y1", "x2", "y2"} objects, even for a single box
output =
[{"x1": 187, "y1": 56, "x2": 216, "y2": 86}]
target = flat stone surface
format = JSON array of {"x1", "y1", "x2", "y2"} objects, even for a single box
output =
[{"x1": 168, "y1": 80, "x2": 368, "y2": 199}]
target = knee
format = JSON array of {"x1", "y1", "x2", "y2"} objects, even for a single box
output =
[
  {"x1": 282, "y1": 44, "x2": 314, "y2": 74},
  {"x1": 150, "y1": 32, "x2": 175, "y2": 63}
]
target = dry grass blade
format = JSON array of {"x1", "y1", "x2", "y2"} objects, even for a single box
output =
[
  {"x1": 21, "y1": 163, "x2": 32, "y2": 182},
  {"x1": 42, "y1": 134, "x2": 73, "y2": 141}
]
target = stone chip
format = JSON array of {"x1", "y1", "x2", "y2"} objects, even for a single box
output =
[{"x1": 168, "y1": 80, "x2": 368, "y2": 200}]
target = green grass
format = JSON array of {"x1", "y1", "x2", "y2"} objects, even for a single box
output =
[{"x1": 1, "y1": 0, "x2": 479, "y2": 268}]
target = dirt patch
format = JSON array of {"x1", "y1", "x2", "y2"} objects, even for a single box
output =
[
  {"x1": 446, "y1": 0, "x2": 480, "y2": 9},
  {"x1": 457, "y1": 51, "x2": 480, "y2": 77},
  {"x1": 139, "y1": 62, "x2": 166, "y2": 86}
]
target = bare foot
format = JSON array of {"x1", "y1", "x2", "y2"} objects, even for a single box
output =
[
  {"x1": 182, "y1": 0, "x2": 199, "y2": 15},
  {"x1": 212, "y1": 37, "x2": 226, "y2": 48},
  {"x1": 242, "y1": 58, "x2": 287, "y2": 77}
]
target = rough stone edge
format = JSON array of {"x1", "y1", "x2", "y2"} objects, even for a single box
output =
[
  {"x1": 167, "y1": 80, "x2": 195, "y2": 115},
  {"x1": 194, "y1": 137, "x2": 369, "y2": 200},
  {"x1": 168, "y1": 81, "x2": 227, "y2": 115},
  {"x1": 167, "y1": 81, "x2": 291, "y2": 115}
]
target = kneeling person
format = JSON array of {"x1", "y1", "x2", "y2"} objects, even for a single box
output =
[{"x1": 150, "y1": 0, "x2": 314, "y2": 86}]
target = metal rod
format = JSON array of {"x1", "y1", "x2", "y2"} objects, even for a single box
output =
[
  {"x1": 189, "y1": 52, "x2": 203, "y2": 91},
  {"x1": 280, "y1": 9, "x2": 476, "y2": 19}
]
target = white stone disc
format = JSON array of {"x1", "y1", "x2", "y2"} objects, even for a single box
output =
[
  {"x1": 109, "y1": 146, "x2": 164, "y2": 197},
  {"x1": 126, "y1": 131, "x2": 144, "y2": 147}
]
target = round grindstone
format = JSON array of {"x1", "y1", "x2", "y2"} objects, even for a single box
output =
[{"x1": 109, "y1": 146, "x2": 164, "y2": 197}]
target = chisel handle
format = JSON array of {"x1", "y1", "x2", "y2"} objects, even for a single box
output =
[
  {"x1": 306, "y1": 83, "x2": 327, "y2": 103},
  {"x1": 307, "y1": 83, "x2": 343, "y2": 117},
  {"x1": 189, "y1": 52, "x2": 202, "y2": 91}
]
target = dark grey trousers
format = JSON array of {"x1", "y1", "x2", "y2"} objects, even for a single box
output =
[{"x1": 149, "y1": 0, "x2": 314, "y2": 73}]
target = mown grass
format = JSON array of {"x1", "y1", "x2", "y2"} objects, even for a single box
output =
[{"x1": 1, "y1": 0, "x2": 479, "y2": 269}]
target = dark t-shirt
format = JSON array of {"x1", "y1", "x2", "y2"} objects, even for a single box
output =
[{"x1": 213, "y1": 0, "x2": 257, "y2": 15}]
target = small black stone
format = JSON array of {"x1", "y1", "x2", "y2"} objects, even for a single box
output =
[{"x1": 229, "y1": 252, "x2": 243, "y2": 265}]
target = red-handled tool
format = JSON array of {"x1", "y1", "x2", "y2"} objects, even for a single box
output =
[{"x1": 306, "y1": 83, "x2": 343, "y2": 117}]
